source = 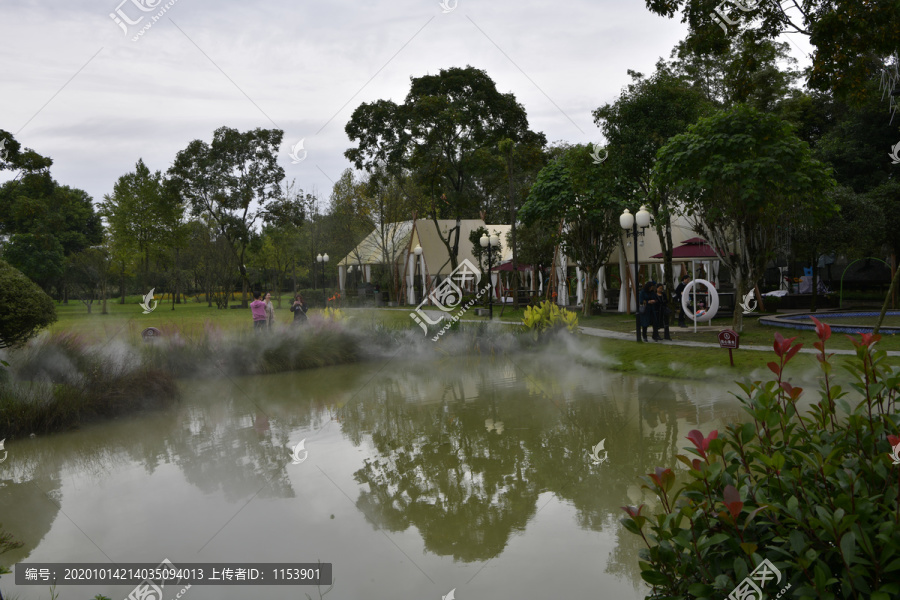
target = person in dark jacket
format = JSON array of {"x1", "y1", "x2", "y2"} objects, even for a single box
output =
[
  {"x1": 290, "y1": 294, "x2": 308, "y2": 325},
  {"x1": 655, "y1": 283, "x2": 672, "y2": 340},
  {"x1": 639, "y1": 282, "x2": 659, "y2": 342},
  {"x1": 674, "y1": 274, "x2": 690, "y2": 327}
]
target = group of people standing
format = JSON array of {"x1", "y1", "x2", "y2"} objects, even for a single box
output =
[
  {"x1": 638, "y1": 274, "x2": 692, "y2": 342},
  {"x1": 249, "y1": 292, "x2": 308, "y2": 331}
]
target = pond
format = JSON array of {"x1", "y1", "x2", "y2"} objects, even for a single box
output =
[{"x1": 0, "y1": 352, "x2": 751, "y2": 600}]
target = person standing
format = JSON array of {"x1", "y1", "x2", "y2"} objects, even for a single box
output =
[
  {"x1": 250, "y1": 292, "x2": 267, "y2": 333},
  {"x1": 674, "y1": 274, "x2": 690, "y2": 328},
  {"x1": 264, "y1": 292, "x2": 275, "y2": 331},
  {"x1": 639, "y1": 282, "x2": 659, "y2": 342},
  {"x1": 656, "y1": 283, "x2": 672, "y2": 340},
  {"x1": 290, "y1": 294, "x2": 308, "y2": 325}
]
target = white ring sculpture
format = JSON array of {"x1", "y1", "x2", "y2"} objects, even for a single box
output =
[{"x1": 680, "y1": 279, "x2": 719, "y2": 323}]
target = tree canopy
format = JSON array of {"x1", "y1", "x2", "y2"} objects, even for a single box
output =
[{"x1": 654, "y1": 104, "x2": 836, "y2": 331}]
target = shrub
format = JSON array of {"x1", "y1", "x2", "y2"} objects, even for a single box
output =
[
  {"x1": 0, "y1": 259, "x2": 57, "y2": 350},
  {"x1": 522, "y1": 301, "x2": 579, "y2": 338},
  {"x1": 623, "y1": 318, "x2": 900, "y2": 599}
]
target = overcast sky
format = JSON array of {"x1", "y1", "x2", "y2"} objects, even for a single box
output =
[{"x1": 1, "y1": 0, "x2": 812, "y2": 207}]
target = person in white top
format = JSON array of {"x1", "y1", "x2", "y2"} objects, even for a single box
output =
[{"x1": 264, "y1": 292, "x2": 275, "y2": 331}]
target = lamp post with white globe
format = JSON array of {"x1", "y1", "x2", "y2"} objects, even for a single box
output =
[
  {"x1": 479, "y1": 233, "x2": 500, "y2": 319},
  {"x1": 413, "y1": 244, "x2": 423, "y2": 304},
  {"x1": 317, "y1": 253, "x2": 329, "y2": 306},
  {"x1": 619, "y1": 206, "x2": 652, "y2": 343}
]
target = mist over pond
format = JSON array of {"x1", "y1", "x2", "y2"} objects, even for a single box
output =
[{"x1": 0, "y1": 352, "x2": 748, "y2": 600}]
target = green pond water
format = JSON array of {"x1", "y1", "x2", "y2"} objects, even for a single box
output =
[{"x1": 0, "y1": 353, "x2": 751, "y2": 600}]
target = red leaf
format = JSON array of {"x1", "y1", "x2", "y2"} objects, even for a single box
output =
[
  {"x1": 723, "y1": 484, "x2": 743, "y2": 520},
  {"x1": 621, "y1": 504, "x2": 644, "y2": 518},
  {"x1": 692, "y1": 459, "x2": 703, "y2": 471},
  {"x1": 784, "y1": 342, "x2": 803, "y2": 364},
  {"x1": 767, "y1": 362, "x2": 781, "y2": 377},
  {"x1": 888, "y1": 435, "x2": 900, "y2": 447},
  {"x1": 686, "y1": 430, "x2": 705, "y2": 450}
]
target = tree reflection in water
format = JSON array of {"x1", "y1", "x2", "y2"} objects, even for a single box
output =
[{"x1": 0, "y1": 354, "x2": 742, "y2": 592}]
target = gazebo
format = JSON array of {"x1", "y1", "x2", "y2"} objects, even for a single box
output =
[{"x1": 650, "y1": 237, "x2": 724, "y2": 288}]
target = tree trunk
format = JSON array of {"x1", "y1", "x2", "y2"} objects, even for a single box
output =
[
  {"x1": 810, "y1": 254, "x2": 818, "y2": 312},
  {"x1": 873, "y1": 264, "x2": 900, "y2": 335},
  {"x1": 508, "y1": 149, "x2": 519, "y2": 311},
  {"x1": 732, "y1": 272, "x2": 744, "y2": 333},
  {"x1": 120, "y1": 263, "x2": 126, "y2": 304}
]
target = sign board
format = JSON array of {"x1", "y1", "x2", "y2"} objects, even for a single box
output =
[
  {"x1": 141, "y1": 327, "x2": 163, "y2": 343},
  {"x1": 718, "y1": 329, "x2": 739, "y2": 366},
  {"x1": 718, "y1": 329, "x2": 739, "y2": 349}
]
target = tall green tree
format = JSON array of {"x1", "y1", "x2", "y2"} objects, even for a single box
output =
[
  {"x1": 99, "y1": 159, "x2": 167, "y2": 287},
  {"x1": 654, "y1": 104, "x2": 837, "y2": 332},
  {"x1": 0, "y1": 134, "x2": 102, "y2": 295},
  {"x1": 168, "y1": 127, "x2": 285, "y2": 307},
  {"x1": 519, "y1": 145, "x2": 623, "y2": 316},
  {"x1": 642, "y1": 0, "x2": 900, "y2": 100},
  {"x1": 593, "y1": 64, "x2": 711, "y2": 290},
  {"x1": 345, "y1": 66, "x2": 545, "y2": 270}
]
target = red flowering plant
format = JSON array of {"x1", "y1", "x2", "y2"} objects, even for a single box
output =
[{"x1": 622, "y1": 316, "x2": 900, "y2": 599}]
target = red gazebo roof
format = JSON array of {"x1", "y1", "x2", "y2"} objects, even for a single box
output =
[{"x1": 651, "y1": 238, "x2": 724, "y2": 260}]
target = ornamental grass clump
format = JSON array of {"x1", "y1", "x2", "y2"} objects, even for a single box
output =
[
  {"x1": 623, "y1": 317, "x2": 900, "y2": 600},
  {"x1": 522, "y1": 301, "x2": 579, "y2": 339}
]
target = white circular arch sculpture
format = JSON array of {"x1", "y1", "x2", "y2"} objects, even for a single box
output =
[{"x1": 681, "y1": 279, "x2": 719, "y2": 323}]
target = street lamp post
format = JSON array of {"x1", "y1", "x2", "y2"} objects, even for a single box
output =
[
  {"x1": 480, "y1": 233, "x2": 500, "y2": 319},
  {"x1": 317, "y1": 253, "x2": 329, "y2": 307},
  {"x1": 413, "y1": 244, "x2": 423, "y2": 304},
  {"x1": 619, "y1": 206, "x2": 652, "y2": 343}
]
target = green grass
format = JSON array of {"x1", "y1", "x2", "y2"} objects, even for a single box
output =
[
  {"x1": 48, "y1": 294, "x2": 412, "y2": 343},
  {"x1": 577, "y1": 333, "x2": 856, "y2": 381},
  {"x1": 478, "y1": 306, "x2": 900, "y2": 352}
]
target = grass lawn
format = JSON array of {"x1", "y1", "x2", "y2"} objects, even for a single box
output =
[
  {"x1": 47, "y1": 295, "x2": 412, "y2": 344},
  {"x1": 476, "y1": 306, "x2": 900, "y2": 352},
  {"x1": 38, "y1": 296, "x2": 898, "y2": 382}
]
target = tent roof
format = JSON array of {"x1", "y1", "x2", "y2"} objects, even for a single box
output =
[
  {"x1": 337, "y1": 219, "x2": 512, "y2": 276},
  {"x1": 491, "y1": 260, "x2": 532, "y2": 272}
]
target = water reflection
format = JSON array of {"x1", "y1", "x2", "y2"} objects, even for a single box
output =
[{"x1": 0, "y1": 354, "x2": 745, "y2": 599}]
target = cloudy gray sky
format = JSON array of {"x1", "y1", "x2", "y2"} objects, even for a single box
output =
[{"x1": 1, "y1": 0, "x2": 812, "y2": 206}]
